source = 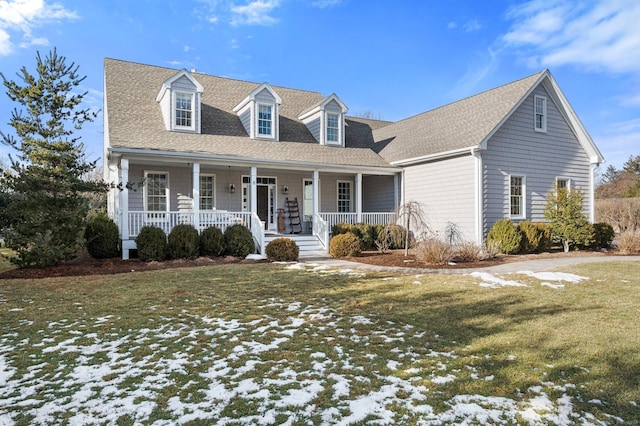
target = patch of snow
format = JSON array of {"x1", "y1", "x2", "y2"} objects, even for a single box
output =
[
  {"x1": 245, "y1": 253, "x2": 266, "y2": 260},
  {"x1": 432, "y1": 374, "x2": 456, "y2": 384},
  {"x1": 519, "y1": 271, "x2": 588, "y2": 283},
  {"x1": 469, "y1": 272, "x2": 528, "y2": 288},
  {"x1": 541, "y1": 282, "x2": 565, "y2": 289}
]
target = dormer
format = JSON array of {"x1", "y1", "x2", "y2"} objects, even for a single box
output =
[
  {"x1": 156, "y1": 69, "x2": 204, "y2": 133},
  {"x1": 233, "y1": 83, "x2": 282, "y2": 141},
  {"x1": 298, "y1": 94, "x2": 348, "y2": 147}
]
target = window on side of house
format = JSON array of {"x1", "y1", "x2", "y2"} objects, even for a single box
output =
[
  {"x1": 326, "y1": 113, "x2": 340, "y2": 144},
  {"x1": 510, "y1": 175, "x2": 525, "y2": 218},
  {"x1": 145, "y1": 172, "x2": 169, "y2": 219},
  {"x1": 337, "y1": 180, "x2": 352, "y2": 213},
  {"x1": 534, "y1": 95, "x2": 547, "y2": 132},
  {"x1": 175, "y1": 92, "x2": 193, "y2": 129},
  {"x1": 258, "y1": 104, "x2": 273, "y2": 136},
  {"x1": 199, "y1": 174, "x2": 216, "y2": 210},
  {"x1": 556, "y1": 177, "x2": 571, "y2": 192}
]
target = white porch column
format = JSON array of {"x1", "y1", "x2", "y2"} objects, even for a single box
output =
[
  {"x1": 393, "y1": 174, "x2": 400, "y2": 210},
  {"x1": 250, "y1": 166, "x2": 257, "y2": 216},
  {"x1": 589, "y1": 163, "x2": 598, "y2": 223},
  {"x1": 120, "y1": 158, "x2": 129, "y2": 259},
  {"x1": 192, "y1": 163, "x2": 200, "y2": 231},
  {"x1": 312, "y1": 170, "x2": 319, "y2": 217},
  {"x1": 355, "y1": 173, "x2": 362, "y2": 222}
]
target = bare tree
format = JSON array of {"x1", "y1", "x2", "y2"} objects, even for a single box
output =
[{"x1": 392, "y1": 200, "x2": 429, "y2": 256}]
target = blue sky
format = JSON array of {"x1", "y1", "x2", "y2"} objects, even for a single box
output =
[{"x1": 1, "y1": 0, "x2": 639, "y2": 171}]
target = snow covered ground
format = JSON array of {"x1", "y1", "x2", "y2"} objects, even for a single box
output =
[{"x1": 0, "y1": 264, "x2": 624, "y2": 424}]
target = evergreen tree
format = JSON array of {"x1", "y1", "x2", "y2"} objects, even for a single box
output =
[
  {"x1": 0, "y1": 49, "x2": 107, "y2": 267},
  {"x1": 544, "y1": 184, "x2": 594, "y2": 252}
]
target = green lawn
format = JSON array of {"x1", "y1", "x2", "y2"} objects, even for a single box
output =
[{"x1": 0, "y1": 260, "x2": 638, "y2": 424}]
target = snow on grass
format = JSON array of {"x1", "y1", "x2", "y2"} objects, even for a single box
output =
[
  {"x1": 470, "y1": 271, "x2": 589, "y2": 289},
  {"x1": 0, "y1": 298, "x2": 618, "y2": 424}
]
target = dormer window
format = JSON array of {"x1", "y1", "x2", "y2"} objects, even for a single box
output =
[
  {"x1": 175, "y1": 92, "x2": 193, "y2": 129},
  {"x1": 326, "y1": 113, "x2": 340, "y2": 144},
  {"x1": 233, "y1": 83, "x2": 282, "y2": 141},
  {"x1": 156, "y1": 69, "x2": 203, "y2": 133},
  {"x1": 299, "y1": 93, "x2": 348, "y2": 146},
  {"x1": 258, "y1": 104, "x2": 273, "y2": 136}
]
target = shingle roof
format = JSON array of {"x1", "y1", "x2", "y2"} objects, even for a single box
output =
[
  {"x1": 374, "y1": 71, "x2": 546, "y2": 164},
  {"x1": 105, "y1": 59, "x2": 553, "y2": 169},
  {"x1": 104, "y1": 59, "x2": 394, "y2": 169}
]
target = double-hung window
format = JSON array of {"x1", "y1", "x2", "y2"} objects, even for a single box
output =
[
  {"x1": 534, "y1": 95, "x2": 547, "y2": 132},
  {"x1": 175, "y1": 92, "x2": 193, "y2": 129},
  {"x1": 258, "y1": 104, "x2": 273, "y2": 136},
  {"x1": 337, "y1": 181, "x2": 352, "y2": 213},
  {"x1": 510, "y1": 175, "x2": 525, "y2": 218},
  {"x1": 199, "y1": 175, "x2": 215, "y2": 210},
  {"x1": 145, "y1": 172, "x2": 169, "y2": 220},
  {"x1": 326, "y1": 113, "x2": 340, "y2": 144}
]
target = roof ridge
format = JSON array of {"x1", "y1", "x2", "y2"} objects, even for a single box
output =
[
  {"x1": 104, "y1": 57, "x2": 324, "y2": 97},
  {"x1": 388, "y1": 70, "x2": 546, "y2": 126}
]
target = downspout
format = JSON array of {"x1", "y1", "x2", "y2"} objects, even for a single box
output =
[
  {"x1": 590, "y1": 162, "x2": 599, "y2": 223},
  {"x1": 472, "y1": 148, "x2": 483, "y2": 245}
]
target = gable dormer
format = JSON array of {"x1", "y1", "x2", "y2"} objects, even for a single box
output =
[
  {"x1": 156, "y1": 70, "x2": 204, "y2": 133},
  {"x1": 298, "y1": 94, "x2": 348, "y2": 147},
  {"x1": 233, "y1": 83, "x2": 282, "y2": 141}
]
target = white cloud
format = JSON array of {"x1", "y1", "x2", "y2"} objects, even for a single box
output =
[
  {"x1": 0, "y1": 0, "x2": 77, "y2": 56},
  {"x1": 503, "y1": 0, "x2": 640, "y2": 73},
  {"x1": 593, "y1": 118, "x2": 640, "y2": 167},
  {"x1": 462, "y1": 19, "x2": 482, "y2": 32},
  {"x1": 230, "y1": 0, "x2": 280, "y2": 26},
  {"x1": 312, "y1": 0, "x2": 342, "y2": 8}
]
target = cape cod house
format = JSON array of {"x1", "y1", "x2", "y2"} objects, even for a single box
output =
[{"x1": 103, "y1": 59, "x2": 604, "y2": 258}]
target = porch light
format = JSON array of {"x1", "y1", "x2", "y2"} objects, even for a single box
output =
[
  {"x1": 282, "y1": 185, "x2": 289, "y2": 195},
  {"x1": 229, "y1": 183, "x2": 235, "y2": 193}
]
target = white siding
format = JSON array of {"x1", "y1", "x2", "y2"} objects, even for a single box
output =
[
  {"x1": 483, "y1": 85, "x2": 591, "y2": 235},
  {"x1": 404, "y1": 155, "x2": 476, "y2": 242}
]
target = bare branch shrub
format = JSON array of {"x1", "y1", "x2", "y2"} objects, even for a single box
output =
[
  {"x1": 616, "y1": 230, "x2": 640, "y2": 254},
  {"x1": 595, "y1": 198, "x2": 640, "y2": 233},
  {"x1": 454, "y1": 242, "x2": 482, "y2": 262},
  {"x1": 415, "y1": 237, "x2": 453, "y2": 265}
]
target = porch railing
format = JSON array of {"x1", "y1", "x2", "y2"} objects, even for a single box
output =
[
  {"x1": 312, "y1": 214, "x2": 329, "y2": 248},
  {"x1": 319, "y1": 212, "x2": 397, "y2": 233}
]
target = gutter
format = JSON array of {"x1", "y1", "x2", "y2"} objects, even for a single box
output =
[
  {"x1": 107, "y1": 147, "x2": 401, "y2": 175},
  {"x1": 390, "y1": 146, "x2": 477, "y2": 166}
]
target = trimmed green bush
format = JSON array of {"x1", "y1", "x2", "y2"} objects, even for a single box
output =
[
  {"x1": 167, "y1": 224, "x2": 199, "y2": 259},
  {"x1": 84, "y1": 212, "x2": 120, "y2": 259},
  {"x1": 331, "y1": 222, "x2": 353, "y2": 236},
  {"x1": 352, "y1": 223, "x2": 376, "y2": 250},
  {"x1": 486, "y1": 218, "x2": 522, "y2": 254},
  {"x1": 224, "y1": 224, "x2": 255, "y2": 257},
  {"x1": 329, "y1": 232, "x2": 362, "y2": 258},
  {"x1": 266, "y1": 237, "x2": 299, "y2": 261},
  {"x1": 591, "y1": 223, "x2": 615, "y2": 249},
  {"x1": 136, "y1": 226, "x2": 167, "y2": 262},
  {"x1": 518, "y1": 221, "x2": 552, "y2": 253},
  {"x1": 200, "y1": 226, "x2": 225, "y2": 256}
]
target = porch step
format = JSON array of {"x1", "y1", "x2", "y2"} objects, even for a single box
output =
[{"x1": 264, "y1": 234, "x2": 327, "y2": 257}]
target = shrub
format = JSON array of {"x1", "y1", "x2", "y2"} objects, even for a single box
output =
[
  {"x1": 454, "y1": 241, "x2": 482, "y2": 263},
  {"x1": 329, "y1": 232, "x2": 362, "y2": 258},
  {"x1": 352, "y1": 223, "x2": 376, "y2": 250},
  {"x1": 518, "y1": 221, "x2": 552, "y2": 253},
  {"x1": 616, "y1": 229, "x2": 640, "y2": 254},
  {"x1": 382, "y1": 224, "x2": 407, "y2": 250},
  {"x1": 136, "y1": 226, "x2": 167, "y2": 262},
  {"x1": 486, "y1": 219, "x2": 522, "y2": 254},
  {"x1": 266, "y1": 237, "x2": 299, "y2": 261},
  {"x1": 167, "y1": 224, "x2": 199, "y2": 259},
  {"x1": 591, "y1": 223, "x2": 615, "y2": 249},
  {"x1": 200, "y1": 226, "x2": 225, "y2": 256},
  {"x1": 415, "y1": 237, "x2": 453, "y2": 265},
  {"x1": 224, "y1": 224, "x2": 255, "y2": 257},
  {"x1": 331, "y1": 222, "x2": 353, "y2": 236},
  {"x1": 595, "y1": 198, "x2": 640, "y2": 233},
  {"x1": 84, "y1": 212, "x2": 120, "y2": 259}
]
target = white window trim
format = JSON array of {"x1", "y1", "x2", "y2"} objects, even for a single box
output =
[
  {"x1": 509, "y1": 174, "x2": 526, "y2": 219},
  {"x1": 302, "y1": 178, "x2": 317, "y2": 222},
  {"x1": 144, "y1": 171, "x2": 170, "y2": 220},
  {"x1": 534, "y1": 95, "x2": 547, "y2": 133},
  {"x1": 199, "y1": 174, "x2": 216, "y2": 211},
  {"x1": 173, "y1": 91, "x2": 196, "y2": 131},
  {"x1": 555, "y1": 176, "x2": 572, "y2": 192},
  {"x1": 325, "y1": 112, "x2": 341, "y2": 146},
  {"x1": 337, "y1": 180, "x2": 353, "y2": 213},
  {"x1": 256, "y1": 103, "x2": 275, "y2": 139}
]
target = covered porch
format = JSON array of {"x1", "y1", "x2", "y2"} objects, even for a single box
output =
[{"x1": 108, "y1": 155, "x2": 401, "y2": 259}]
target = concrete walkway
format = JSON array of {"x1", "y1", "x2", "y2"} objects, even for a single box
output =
[{"x1": 301, "y1": 255, "x2": 640, "y2": 275}]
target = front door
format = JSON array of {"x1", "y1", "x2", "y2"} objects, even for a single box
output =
[{"x1": 257, "y1": 185, "x2": 269, "y2": 229}]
